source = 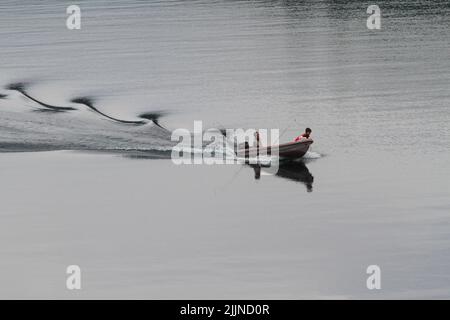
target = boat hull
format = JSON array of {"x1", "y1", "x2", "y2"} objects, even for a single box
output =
[{"x1": 237, "y1": 139, "x2": 313, "y2": 159}]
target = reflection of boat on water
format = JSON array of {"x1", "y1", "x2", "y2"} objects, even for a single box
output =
[
  {"x1": 251, "y1": 161, "x2": 314, "y2": 192},
  {"x1": 238, "y1": 139, "x2": 313, "y2": 160},
  {"x1": 276, "y1": 161, "x2": 314, "y2": 192}
]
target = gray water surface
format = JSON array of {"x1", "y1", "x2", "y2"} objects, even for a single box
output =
[{"x1": 0, "y1": 0, "x2": 449, "y2": 299}]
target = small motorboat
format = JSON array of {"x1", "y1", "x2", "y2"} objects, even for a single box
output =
[{"x1": 237, "y1": 138, "x2": 313, "y2": 160}]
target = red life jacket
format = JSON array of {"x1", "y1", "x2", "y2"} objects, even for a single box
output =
[{"x1": 294, "y1": 134, "x2": 308, "y2": 142}]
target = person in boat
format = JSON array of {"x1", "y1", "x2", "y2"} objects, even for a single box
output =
[
  {"x1": 254, "y1": 130, "x2": 261, "y2": 145},
  {"x1": 254, "y1": 130, "x2": 260, "y2": 157},
  {"x1": 294, "y1": 128, "x2": 312, "y2": 142}
]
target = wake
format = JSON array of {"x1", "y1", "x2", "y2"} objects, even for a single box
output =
[{"x1": 3, "y1": 82, "x2": 167, "y2": 128}]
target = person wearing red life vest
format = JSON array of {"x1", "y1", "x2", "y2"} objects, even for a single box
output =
[{"x1": 294, "y1": 128, "x2": 312, "y2": 142}]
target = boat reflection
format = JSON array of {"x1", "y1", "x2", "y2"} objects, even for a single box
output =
[{"x1": 250, "y1": 161, "x2": 314, "y2": 192}]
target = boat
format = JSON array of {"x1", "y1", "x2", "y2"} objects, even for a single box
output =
[{"x1": 237, "y1": 138, "x2": 313, "y2": 160}]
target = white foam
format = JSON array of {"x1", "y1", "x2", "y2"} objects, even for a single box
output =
[{"x1": 303, "y1": 151, "x2": 322, "y2": 159}]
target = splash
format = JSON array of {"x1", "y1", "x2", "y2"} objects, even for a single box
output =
[{"x1": 302, "y1": 151, "x2": 322, "y2": 159}]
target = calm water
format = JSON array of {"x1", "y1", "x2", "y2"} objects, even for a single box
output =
[{"x1": 0, "y1": 0, "x2": 449, "y2": 298}]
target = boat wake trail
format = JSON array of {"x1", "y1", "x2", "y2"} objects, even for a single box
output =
[
  {"x1": 70, "y1": 96, "x2": 146, "y2": 125},
  {"x1": 6, "y1": 82, "x2": 76, "y2": 111},
  {"x1": 0, "y1": 81, "x2": 174, "y2": 154},
  {"x1": 4, "y1": 81, "x2": 169, "y2": 129}
]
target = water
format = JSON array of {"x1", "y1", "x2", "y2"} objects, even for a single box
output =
[{"x1": 0, "y1": 0, "x2": 449, "y2": 299}]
